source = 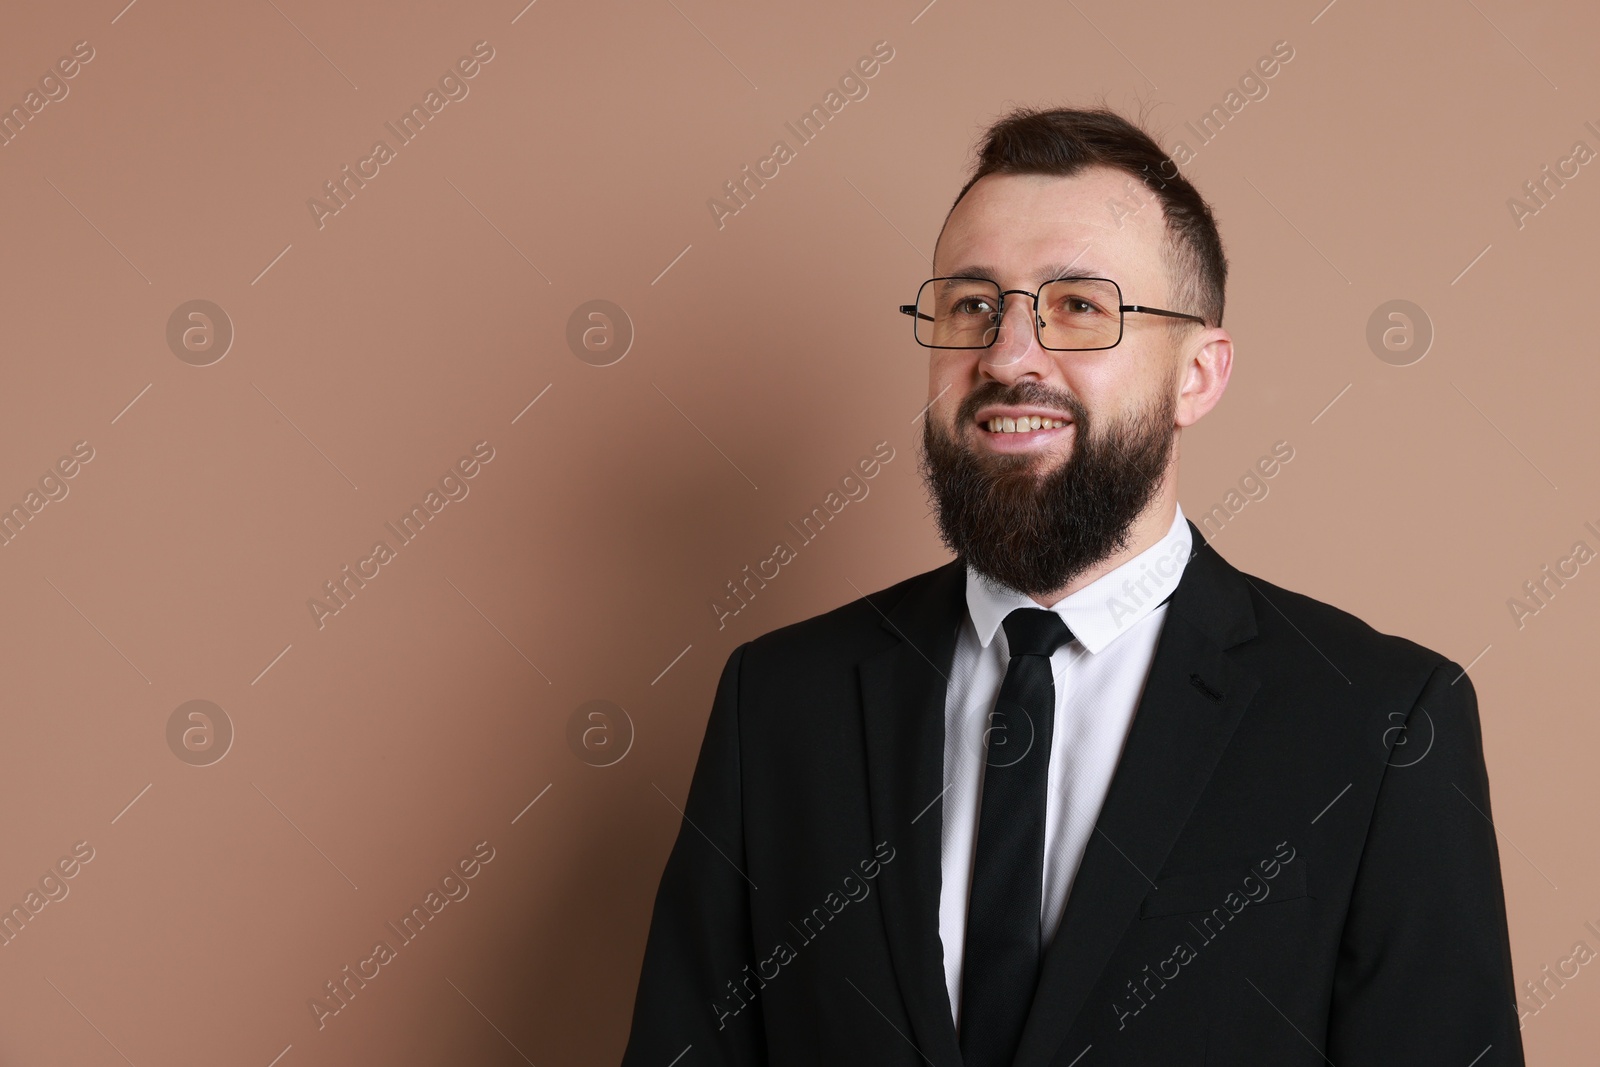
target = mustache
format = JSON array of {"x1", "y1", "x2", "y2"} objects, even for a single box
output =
[{"x1": 957, "y1": 381, "x2": 1089, "y2": 426}]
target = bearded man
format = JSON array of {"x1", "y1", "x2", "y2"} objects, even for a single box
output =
[{"x1": 621, "y1": 106, "x2": 1522, "y2": 1067}]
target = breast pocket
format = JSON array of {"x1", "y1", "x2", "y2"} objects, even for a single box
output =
[{"x1": 1139, "y1": 858, "x2": 1308, "y2": 918}]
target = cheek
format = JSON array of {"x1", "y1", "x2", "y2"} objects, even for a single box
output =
[
  {"x1": 929, "y1": 351, "x2": 964, "y2": 386},
  {"x1": 928, "y1": 355, "x2": 971, "y2": 418},
  {"x1": 1057, "y1": 363, "x2": 1117, "y2": 417},
  {"x1": 1087, "y1": 352, "x2": 1174, "y2": 418}
]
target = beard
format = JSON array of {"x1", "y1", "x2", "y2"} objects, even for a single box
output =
[{"x1": 917, "y1": 378, "x2": 1177, "y2": 598}]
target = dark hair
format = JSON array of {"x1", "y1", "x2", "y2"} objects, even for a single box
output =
[{"x1": 943, "y1": 106, "x2": 1228, "y2": 328}]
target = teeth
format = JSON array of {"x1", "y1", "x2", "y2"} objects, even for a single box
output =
[{"x1": 985, "y1": 416, "x2": 1068, "y2": 433}]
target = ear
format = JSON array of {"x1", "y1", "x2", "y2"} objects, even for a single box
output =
[{"x1": 1174, "y1": 327, "x2": 1232, "y2": 428}]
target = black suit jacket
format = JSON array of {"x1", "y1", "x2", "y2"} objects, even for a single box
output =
[{"x1": 621, "y1": 523, "x2": 1524, "y2": 1065}]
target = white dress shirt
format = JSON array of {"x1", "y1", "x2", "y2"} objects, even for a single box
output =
[{"x1": 938, "y1": 504, "x2": 1193, "y2": 1028}]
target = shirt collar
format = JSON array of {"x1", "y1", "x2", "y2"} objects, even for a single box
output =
[{"x1": 965, "y1": 503, "x2": 1193, "y2": 656}]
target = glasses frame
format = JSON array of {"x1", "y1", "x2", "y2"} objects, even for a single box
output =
[{"x1": 897, "y1": 276, "x2": 1209, "y2": 351}]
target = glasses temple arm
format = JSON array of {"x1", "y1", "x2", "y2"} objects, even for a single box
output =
[{"x1": 1121, "y1": 304, "x2": 1208, "y2": 324}]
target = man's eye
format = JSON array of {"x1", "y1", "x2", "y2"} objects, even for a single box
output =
[{"x1": 953, "y1": 298, "x2": 995, "y2": 315}]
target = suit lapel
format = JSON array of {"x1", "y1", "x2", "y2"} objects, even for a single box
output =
[
  {"x1": 858, "y1": 559, "x2": 967, "y2": 1067},
  {"x1": 1013, "y1": 522, "x2": 1261, "y2": 1067}
]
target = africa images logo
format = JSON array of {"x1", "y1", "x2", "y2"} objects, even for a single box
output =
[{"x1": 306, "y1": 42, "x2": 496, "y2": 230}]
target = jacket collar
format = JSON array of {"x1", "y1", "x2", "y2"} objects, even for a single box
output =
[{"x1": 857, "y1": 520, "x2": 1259, "y2": 1066}]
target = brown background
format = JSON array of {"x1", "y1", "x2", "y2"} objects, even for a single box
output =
[{"x1": 0, "y1": 0, "x2": 1594, "y2": 1063}]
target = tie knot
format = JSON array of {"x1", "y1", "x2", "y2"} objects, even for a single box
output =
[{"x1": 1001, "y1": 607, "x2": 1075, "y2": 659}]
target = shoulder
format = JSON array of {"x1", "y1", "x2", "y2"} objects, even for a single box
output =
[
  {"x1": 1221, "y1": 555, "x2": 1463, "y2": 697},
  {"x1": 735, "y1": 559, "x2": 960, "y2": 675}
]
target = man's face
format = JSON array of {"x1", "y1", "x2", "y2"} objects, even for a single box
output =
[{"x1": 918, "y1": 166, "x2": 1189, "y2": 597}]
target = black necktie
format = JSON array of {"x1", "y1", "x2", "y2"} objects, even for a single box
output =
[{"x1": 959, "y1": 607, "x2": 1076, "y2": 1067}]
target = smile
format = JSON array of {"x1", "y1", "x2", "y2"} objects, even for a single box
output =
[{"x1": 982, "y1": 415, "x2": 1070, "y2": 433}]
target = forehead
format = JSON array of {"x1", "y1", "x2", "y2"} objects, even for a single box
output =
[{"x1": 934, "y1": 167, "x2": 1169, "y2": 291}]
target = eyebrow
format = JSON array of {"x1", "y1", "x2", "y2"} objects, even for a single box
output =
[{"x1": 941, "y1": 262, "x2": 1108, "y2": 285}]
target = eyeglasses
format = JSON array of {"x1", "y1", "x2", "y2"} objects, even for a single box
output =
[{"x1": 897, "y1": 276, "x2": 1207, "y2": 351}]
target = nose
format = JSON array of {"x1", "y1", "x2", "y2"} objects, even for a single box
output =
[{"x1": 981, "y1": 293, "x2": 1048, "y2": 377}]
